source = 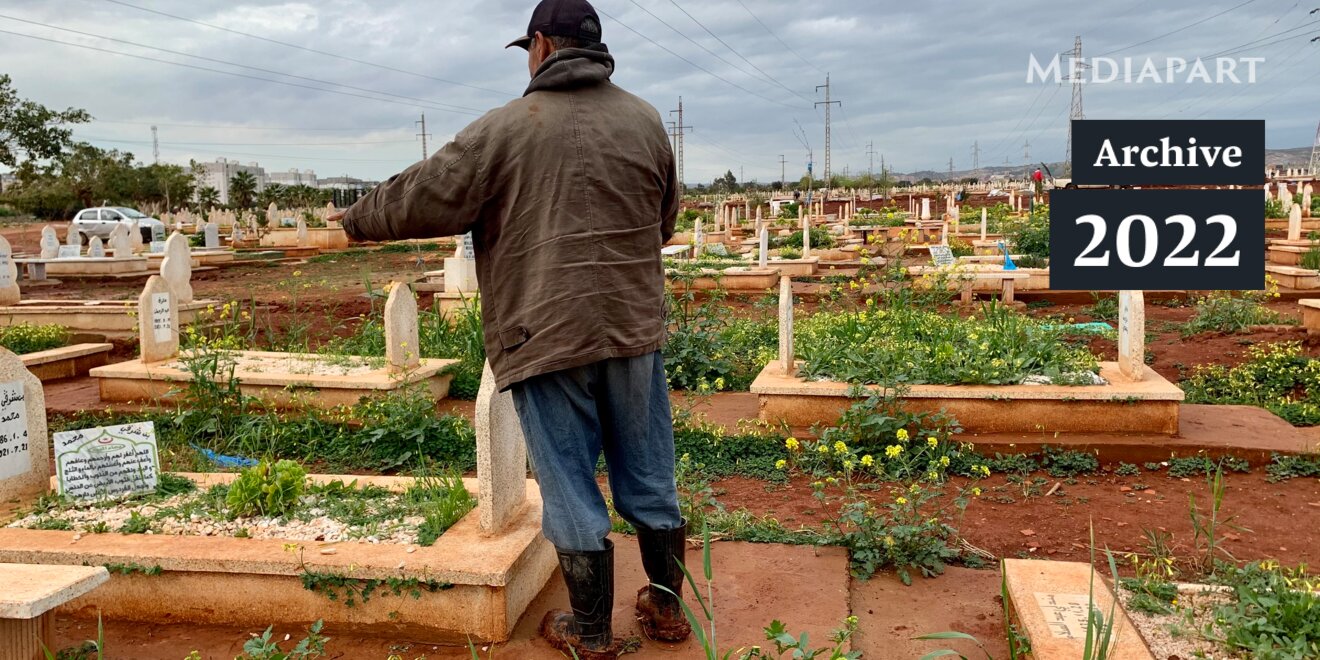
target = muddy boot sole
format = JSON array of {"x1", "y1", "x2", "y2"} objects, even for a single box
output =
[
  {"x1": 635, "y1": 586, "x2": 692, "y2": 642},
  {"x1": 540, "y1": 610, "x2": 623, "y2": 660}
]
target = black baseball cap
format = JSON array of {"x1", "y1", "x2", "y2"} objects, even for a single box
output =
[{"x1": 506, "y1": 0, "x2": 602, "y2": 50}]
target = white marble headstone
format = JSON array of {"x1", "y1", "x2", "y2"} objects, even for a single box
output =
[
  {"x1": 138, "y1": 275, "x2": 178, "y2": 363},
  {"x1": 203, "y1": 222, "x2": 220, "y2": 250},
  {"x1": 0, "y1": 349, "x2": 48, "y2": 503},
  {"x1": 159, "y1": 232, "x2": 194, "y2": 305},
  {"x1": 474, "y1": 361, "x2": 528, "y2": 533},
  {"x1": 1117, "y1": 290, "x2": 1146, "y2": 381},
  {"x1": 384, "y1": 284, "x2": 420, "y2": 372},
  {"x1": 39, "y1": 226, "x2": 59, "y2": 260},
  {"x1": 88, "y1": 236, "x2": 105, "y2": 259},
  {"x1": 0, "y1": 236, "x2": 18, "y2": 306}
]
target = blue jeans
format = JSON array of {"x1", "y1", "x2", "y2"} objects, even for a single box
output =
[{"x1": 510, "y1": 351, "x2": 683, "y2": 552}]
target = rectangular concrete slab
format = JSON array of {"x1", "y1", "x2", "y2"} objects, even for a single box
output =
[
  {"x1": 0, "y1": 472, "x2": 554, "y2": 642},
  {"x1": 91, "y1": 351, "x2": 457, "y2": 409},
  {"x1": 752, "y1": 362, "x2": 1184, "y2": 435},
  {"x1": 1002, "y1": 559, "x2": 1154, "y2": 660},
  {"x1": 0, "y1": 563, "x2": 109, "y2": 619}
]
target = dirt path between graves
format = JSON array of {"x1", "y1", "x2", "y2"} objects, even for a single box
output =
[{"x1": 713, "y1": 470, "x2": 1320, "y2": 570}]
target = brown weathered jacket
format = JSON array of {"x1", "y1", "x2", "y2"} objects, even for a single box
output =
[{"x1": 342, "y1": 45, "x2": 679, "y2": 391}]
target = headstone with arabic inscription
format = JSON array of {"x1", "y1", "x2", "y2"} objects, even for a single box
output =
[
  {"x1": 54, "y1": 422, "x2": 160, "y2": 501},
  {"x1": 138, "y1": 275, "x2": 178, "y2": 363},
  {"x1": 0, "y1": 349, "x2": 47, "y2": 503}
]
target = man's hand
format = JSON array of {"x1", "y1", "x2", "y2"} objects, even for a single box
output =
[{"x1": 327, "y1": 210, "x2": 347, "y2": 224}]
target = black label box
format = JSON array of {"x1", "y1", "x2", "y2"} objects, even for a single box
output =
[
  {"x1": 1049, "y1": 189, "x2": 1264, "y2": 291},
  {"x1": 1070, "y1": 120, "x2": 1265, "y2": 186}
]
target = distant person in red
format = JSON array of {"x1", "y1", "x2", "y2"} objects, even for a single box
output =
[{"x1": 1032, "y1": 168, "x2": 1044, "y2": 203}]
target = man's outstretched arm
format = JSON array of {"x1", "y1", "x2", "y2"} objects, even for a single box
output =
[{"x1": 338, "y1": 128, "x2": 486, "y2": 241}]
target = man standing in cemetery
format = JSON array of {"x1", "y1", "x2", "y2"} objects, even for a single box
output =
[{"x1": 331, "y1": 1, "x2": 686, "y2": 657}]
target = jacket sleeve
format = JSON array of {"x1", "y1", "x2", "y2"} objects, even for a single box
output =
[
  {"x1": 341, "y1": 127, "x2": 486, "y2": 241},
  {"x1": 659, "y1": 144, "x2": 680, "y2": 243}
]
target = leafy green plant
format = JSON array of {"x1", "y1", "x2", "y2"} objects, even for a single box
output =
[
  {"x1": 1086, "y1": 293, "x2": 1118, "y2": 322},
  {"x1": 1182, "y1": 342, "x2": 1320, "y2": 426},
  {"x1": 1265, "y1": 453, "x2": 1320, "y2": 482},
  {"x1": 1001, "y1": 205, "x2": 1050, "y2": 258},
  {"x1": 1212, "y1": 562, "x2": 1320, "y2": 658},
  {"x1": 118, "y1": 511, "x2": 150, "y2": 534},
  {"x1": 796, "y1": 296, "x2": 1099, "y2": 386},
  {"x1": 0, "y1": 323, "x2": 68, "y2": 354},
  {"x1": 1181, "y1": 278, "x2": 1288, "y2": 337},
  {"x1": 226, "y1": 459, "x2": 307, "y2": 519},
  {"x1": 1266, "y1": 198, "x2": 1286, "y2": 219},
  {"x1": 238, "y1": 620, "x2": 328, "y2": 660},
  {"x1": 664, "y1": 268, "x2": 776, "y2": 392},
  {"x1": 772, "y1": 226, "x2": 836, "y2": 250},
  {"x1": 1039, "y1": 447, "x2": 1099, "y2": 478},
  {"x1": 406, "y1": 467, "x2": 475, "y2": 546}
]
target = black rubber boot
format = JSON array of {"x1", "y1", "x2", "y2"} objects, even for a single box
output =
[
  {"x1": 540, "y1": 539, "x2": 621, "y2": 660},
  {"x1": 635, "y1": 520, "x2": 693, "y2": 642}
]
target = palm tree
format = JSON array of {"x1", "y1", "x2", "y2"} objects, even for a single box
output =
[
  {"x1": 228, "y1": 171, "x2": 258, "y2": 209},
  {"x1": 196, "y1": 186, "x2": 220, "y2": 211}
]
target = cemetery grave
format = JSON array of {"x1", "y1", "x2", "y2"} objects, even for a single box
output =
[{"x1": 2, "y1": 180, "x2": 1320, "y2": 658}]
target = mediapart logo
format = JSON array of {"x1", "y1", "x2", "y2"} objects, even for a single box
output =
[{"x1": 1028, "y1": 54, "x2": 1264, "y2": 84}]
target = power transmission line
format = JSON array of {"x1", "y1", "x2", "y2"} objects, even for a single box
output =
[
  {"x1": 78, "y1": 139, "x2": 409, "y2": 163},
  {"x1": 1095, "y1": 0, "x2": 1260, "y2": 57},
  {"x1": 0, "y1": 27, "x2": 484, "y2": 116},
  {"x1": 93, "y1": 120, "x2": 402, "y2": 132},
  {"x1": 669, "y1": 98, "x2": 692, "y2": 195},
  {"x1": 79, "y1": 135, "x2": 415, "y2": 147},
  {"x1": 627, "y1": 1, "x2": 776, "y2": 92},
  {"x1": 733, "y1": 0, "x2": 822, "y2": 74},
  {"x1": 99, "y1": 0, "x2": 514, "y2": 98},
  {"x1": 665, "y1": 0, "x2": 810, "y2": 103},
  {"x1": 595, "y1": 7, "x2": 807, "y2": 109},
  {"x1": 0, "y1": 14, "x2": 486, "y2": 115}
]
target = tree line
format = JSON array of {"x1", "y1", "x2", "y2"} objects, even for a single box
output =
[{"x1": 0, "y1": 75, "x2": 329, "y2": 220}]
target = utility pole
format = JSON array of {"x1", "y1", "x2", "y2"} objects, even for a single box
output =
[
  {"x1": 1310, "y1": 120, "x2": 1320, "y2": 176},
  {"x1": 948, "y1": 158, "x2": 955, "y2": 179},
  {"x1": 1023, "y1": 140, "x2": 1031, "y2": 165},
  {"x1": 779, "y1": 155, "x2": 787, "y2": 191},
  {"x1": 970, "y1": 140, "x2": 981, "y2": 172},
  {"x1": 416, "y1": 114, "x2": 432, "y2": 160},
  {"x1": 815, "y1": 74, "x2": 841, "y2": 193},
  {"x1": 669, "y1": 98, "x2": 692, "y2": 196},
  {"x1": 866, "y1": 141, "x2": 875, "y2": 179},
  {"x1": 151, "y1": 125, "x2": 159, "y2": 165},
  {"x1": 1063, "y1": 36, "x2": 1089, "y2": 176}
]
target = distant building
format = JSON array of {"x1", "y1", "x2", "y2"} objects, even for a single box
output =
[
  {"x1": 0, "y1": 172, "x2": 16, "y2": 194},
  {"x1": 318, "y1": 176, "x2": 379, "y2": 207},
  {"x1": 196, "y1": 158, "x2": 267, "y2": 205},
  {"x1": 267, "y1": 169, "x2": 318, "y2": 188}
]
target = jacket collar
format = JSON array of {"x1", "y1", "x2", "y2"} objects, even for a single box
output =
[{"x1": 524, "y1": 43, "x2": 615, "y2": 96}]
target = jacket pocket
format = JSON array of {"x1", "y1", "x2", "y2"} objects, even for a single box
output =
[{"x1": 498, "y1": 326, "x2": 532, "y2": 351}]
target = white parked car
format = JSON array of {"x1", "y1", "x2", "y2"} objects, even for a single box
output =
[{"x1": 70, "y1": 207, "x2": 166, "y2": 243}]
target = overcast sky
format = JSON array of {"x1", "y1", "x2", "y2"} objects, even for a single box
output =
[{"x1": 1, "y1": 0, "x2": 1317, "y2": 184}]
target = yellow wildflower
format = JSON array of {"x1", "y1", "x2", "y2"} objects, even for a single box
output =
[
  {"x1": 818, "y1": 445, "x2": 830, "y2": 454},
  {"x1": 927, "y1": 437, "x2": 939, "y2": 448},
  {"x1": 971, "y1": 487, "x2": 982, "y2": 497},
  {"x1": 860, "y1": 455, "x2": 874, "y2": 467},
  {"x1": 833, "y1": 441, "x2": 848, "y2": 454},
  {"x1": 785, "y1": 437, "x2": 800, "y2": 451},
  {"x1": 939, "y1": 456, "x2": 951, "y2": 467},
  {"x1": 775, "y1": 459, "x2": 788, "y2": 470},
  {"x1": 885, "y1": 445, "x2": 903, "y2": 458},
  {"x1": 896, "y1": 496, "x2": 908, "y2": 505},
  {"x1": 896, "y1": 429, "x2": 909, "y2": 441}
]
